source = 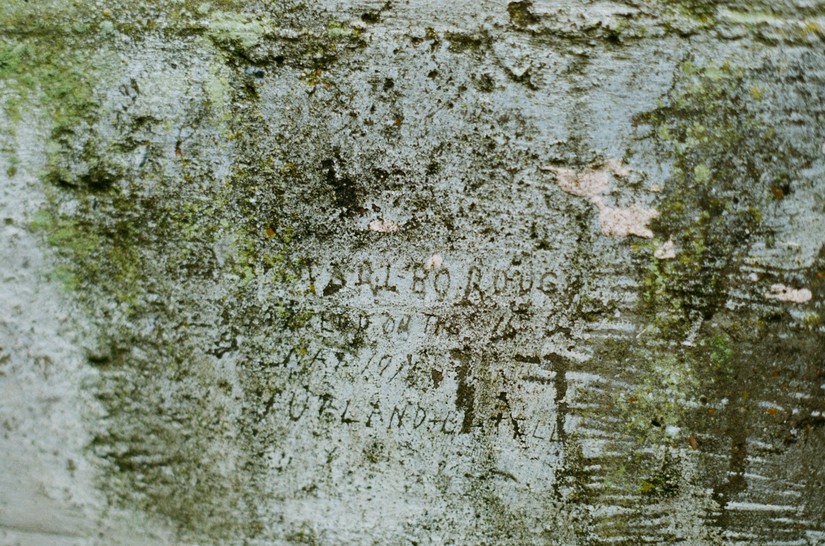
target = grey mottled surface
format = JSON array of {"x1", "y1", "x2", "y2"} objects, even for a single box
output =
[{"x1": 1, "y1": 0, "x2": 825, "y2": 544}]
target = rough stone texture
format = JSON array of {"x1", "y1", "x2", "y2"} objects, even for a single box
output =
[{"x1": 2, "y1": 0, "x2": 825, "y2": 544}]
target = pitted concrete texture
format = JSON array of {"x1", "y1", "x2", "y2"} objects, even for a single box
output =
[{"x1": 1, "y1": 1, "x2": 825, "y2": 544}]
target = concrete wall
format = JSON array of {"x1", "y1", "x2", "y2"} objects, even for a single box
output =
[{"x1": 1, "y1": 0, "x2": 825, "y2": 543}]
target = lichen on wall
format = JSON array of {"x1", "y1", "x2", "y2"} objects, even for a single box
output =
[{"x1": 2, "y1": 1, "x2": 825, "y2": 545}]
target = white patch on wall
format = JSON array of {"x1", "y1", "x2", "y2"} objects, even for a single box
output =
[
  {"x1": 424, "y1": 253, "x2": 443, "y2": 271},
  {"x1": 764, "y1": 284, "x2": 813, "y2": 303},
  {"x1": 542, "y1": 160, "x2": 659, "y2": 239},
  {"x1": 368, "y1": 218, "x2": 400, "y2": 233},
  {"x1": 654, "y1": 239, "x2": 677, "y2": 260}
]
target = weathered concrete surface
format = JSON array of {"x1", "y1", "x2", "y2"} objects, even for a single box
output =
[{"x1": 1, "y1": 0, "x2": 825, "y2": 544}]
